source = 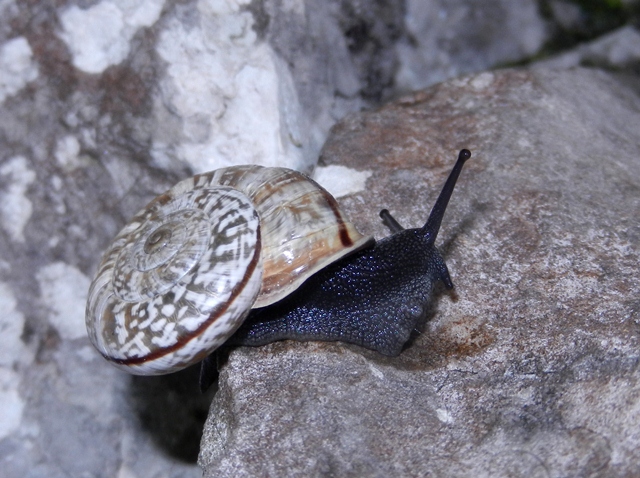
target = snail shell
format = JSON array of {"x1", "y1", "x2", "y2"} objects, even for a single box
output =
[{"x1": 86, "y1": 165, "x2": 372, "y2": 375}]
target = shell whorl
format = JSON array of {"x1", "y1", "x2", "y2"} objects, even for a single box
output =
[
  {"x1": 87, "y1": 182, "x2": 263, "y2": 375},
  {"x1": 206, "y1": 166, "x2": 372, "y2": 307},
  {"x1": 86, "y1": 165, "x2": 371, "y2": 375}
]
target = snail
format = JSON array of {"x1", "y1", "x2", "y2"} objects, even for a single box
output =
[{"x1": 86, "y1": 149, "x2": 472, "y2": 376}]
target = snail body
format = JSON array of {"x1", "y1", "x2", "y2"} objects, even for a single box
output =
[{"x1": 86, "y1": 150, "x2": 471, "y2": 375}]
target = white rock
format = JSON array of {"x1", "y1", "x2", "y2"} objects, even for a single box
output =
[
  {"x1": 0, "y1": 36, "x2": 38, "y2": 104},
  {"x1": 436, "y1": 408, "x2": 454, "y2": 424},
  {"x1": 0, "y1": 156, "x2": 36, "y2": 243},
  {"x1": 54, "y1": 135, "x2": 88, "y2": 171},
  {"x1": 153, "y1": 0, "x2": 308, "y2": 172},
  {"x1": 0, "y1": 368, "x2": 24, "y2": 439},
  {"x1": 0, "y1": 282, "x2": 30, "y2": 367},
  {"x1": 57, "y1": 0, "x2": 165, "y2": 74},
  {"x1": 313, "y1": 165, "x2": 372, "y2": 198},
  {"x1": 36, "y1": 262, "x2": 91, "y2": 341}
]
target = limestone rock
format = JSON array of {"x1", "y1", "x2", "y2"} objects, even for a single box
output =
[
  {"x1": 199, "y1": 68, "x2": 640, "y2": 477},
  {"x1": 0, "y1": 1, "x2": 404, "y2": 473},
  {"x1": 395, "y1": 0, "x2": 550, "y2": 90},
  {"x1": 535, "y1": 25, "x2": 640, "y2": 73},
  {"x1": 0, "y1": 0, "x2": 637, "y2": 476}
]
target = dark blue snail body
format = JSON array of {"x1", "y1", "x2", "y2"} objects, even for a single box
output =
[
  {"x1": 231, "y1": 227, "x2": 450, "y2": 355},
  {"x1": 230, "y1": 149, "x2": 471, "y2": 355}
]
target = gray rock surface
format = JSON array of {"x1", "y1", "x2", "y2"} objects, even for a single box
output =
[
  {"x1": 395, "y1": 0, "x2": 549, "y2": 90},
  {"x1": 0, "y1": 1, "x2": 406, "y2": 476},
  {"x1": 1, "y1": 0, "x2": 638, "y2": 476},
  {"x1": 199, "y1": 68, "x2": 640, "y2": 476},
  {"x1": 0, "y1": 0, "x2": 405, "y2": 179},
  {"x1": 536, "y1": 24, "x2": 640, "y2": 72}
]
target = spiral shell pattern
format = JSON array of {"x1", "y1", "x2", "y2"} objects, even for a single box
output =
[
  {"x1": 203, "y1": 166, "x2": 372, "y2": 307},
  {"x1": 86, "y1": 165, "x2": 371, "y2": 375}
]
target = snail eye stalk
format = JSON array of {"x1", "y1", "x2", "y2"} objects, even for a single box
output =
[{"x1": 422, "y1": 149, "x2": 471, "y2": 244}]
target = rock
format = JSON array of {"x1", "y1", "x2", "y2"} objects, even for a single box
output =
[
  {"x1": 1, "y1": 0, "x2": 404, "y2": 181},
  {"x1": 535, "y1": 25, "x2": 640, "y2": 72},
  {"x1": 1, "y1": 0, "x2": 638, "y2": 476},
  {"x1": 199, "y1": 68, "x2": 640, "y2": 476},
  {"x1": 395, "y1": 0, "x2": 550, "y2": 90},
  {"x1": 0, "y1": 2, "x2": 404, "y2": 474}
]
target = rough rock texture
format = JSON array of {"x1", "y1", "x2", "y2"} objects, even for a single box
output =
[
  {"x1": 536, "y1": 24, "x2": 640, "y2": 72},
  {"x1": 0, "y1": 0, "x2": 405, "y2": 180},
  {"x1": 199, "y1": 68, "x2": 640, "y2": 476},
  {"x1": 395, "y1": 0, "x2": 549, "y2": 90},
  {"x1": 1, "y1": 0, "x2": 639, "y2": 476},
  {"x1": 0, "y1": 1, "x2": 407, "y2": 476}
]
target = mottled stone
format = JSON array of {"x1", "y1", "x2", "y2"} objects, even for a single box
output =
[
  {"x1": 57, "y1": 0, "x2": 165, "y2": 74},
  {"x1": 0, "y1": 36, "x2": 38, "y2": 103},
  {"x1": 0, "y1": 1, "x2": 405, "y2": 476},
  {"x1": 199, "y1": 68, "x2": 640, "y2": 477},
  {"x1": 535, "y1": 25, "x2": 640, "y2": 72},
  {"x1": 395, "y1": 0, "x2": 550, "y2": 90},
  {"x1": 0, "y1": 156, "x2": 36, "y2": 242},
  {"x1": 0, "y1": 0, "x2": 637, "y2": 476}
]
